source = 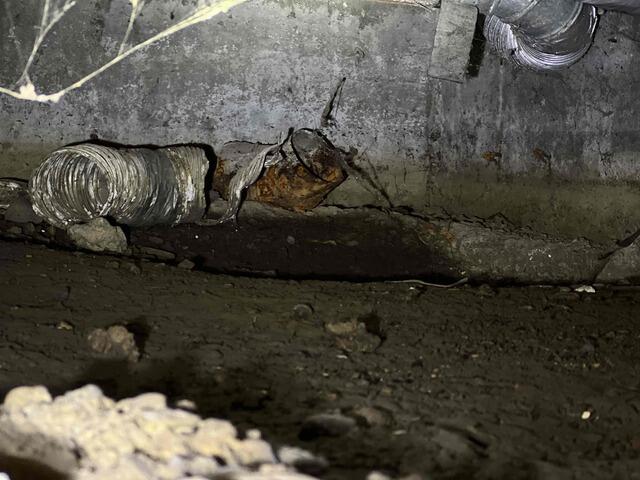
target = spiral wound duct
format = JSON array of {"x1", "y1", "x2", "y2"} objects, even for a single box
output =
[
  {"x1": 29, "y1": 144, "x2": 209, "y2": 228},
  {"x1": 482, "y1": 0, "x2": 599, "y2": 71}
]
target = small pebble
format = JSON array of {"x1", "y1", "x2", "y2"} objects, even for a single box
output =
[
  {"x1": 56, "y1": 321, "x2": 74, "y2": 331},
  {"x1": 575, "y1": 285, "x2": 596, "y2": 294},
  {"x1": 278, "y1": 446, "x2": 328, "y2": 475},
  {"x1": 352, "y1": 406, "x2": 389, "y2": 427},
  {"x1": 175, "y1": 399, "x2": 198, "y2": 411},
  {"x1": 87, "y1": 325, "x2": 140, "y2": 362},
  {"x1": 178, "y1": 259, "x2": 196, "y2": 270},
  {"x1": 325, "y1": 320, "x2": 358, "y2": 336},
  {"x1": 476, "y1": 284, "x2": 496, "y2": 297},
  {"x1": 293, "y1": 303, "x2": 314, "y2": 320},
  {"x1": 123, "y1": 263, "x2": 141, "y2": 275},
  {"x1": 299, "y1": 413, "x2": 356, "y2": 440}
]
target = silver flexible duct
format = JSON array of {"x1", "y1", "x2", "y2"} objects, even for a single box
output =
[
  {"x1": 465, "y1": 0, "x2": 640, "y2": 71},
  {"x1": 29, "y1": 144, "x2": 209, "y2": 228},
  {"x1": 480, "y1": 0, "x2": 599, "y2": 71}
]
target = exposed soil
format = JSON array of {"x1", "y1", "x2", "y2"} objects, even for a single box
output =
[{"x1": 1, "y1": 240, "x2": 640, "y2": 479}]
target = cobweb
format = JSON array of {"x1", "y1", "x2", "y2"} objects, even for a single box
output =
[{"x1": 0, "y1": 0, "x2": 249, "y2": 103}]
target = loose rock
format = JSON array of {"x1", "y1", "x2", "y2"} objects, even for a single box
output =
[
  {"x1": 2, "y1": 385, "x2": 52, "y2": 413},
  {"x1": 325, "y1": 319, "x2": 382, "y2": 353},
  {"x1": 432, "y1": 428, "x2": 478, "y2": 471},
  {"x1": 178, "y1": 259, "x2": 196, "y2": 270},
  {"x1": 4, "y1": 195, "x2": 43, "y2": 224},
  {"x1": 67, "y1": 218, "x2": 127, "y2": 253},
  {"x1": 278, "y1": 446, "x2": 328, "y2": 475},
  {"x1": 299, "y1": 413, "x2": 356, "y2": 440},
  {"x1": 293, "y1": 303, "x2": 314, "y2": 320},
  {"x1": 352, "y1": 406, "x2": 390, "y2": 427},
  {"x1": 56, "y1": 321, "x2": 74, "y2": 331},
  {"x1": 87, "y1": 325, "x2": 140, "y2": 362},
  {"x1": 574, "y1": 285, "x2": 596, "y2": 294},
  {"x1": 122, "y1": 262, "x2": 141, "y2": 275}
]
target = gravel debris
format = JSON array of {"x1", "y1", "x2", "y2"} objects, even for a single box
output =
[{"x1": 0, "y1": 385, "x2": 319, "y2": 480}]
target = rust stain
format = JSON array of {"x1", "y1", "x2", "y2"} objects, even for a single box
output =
[
  {"x1": 247, "y1": 162, "x2": 345, "y2": 212},
  {"x1": 532, "y1": 147, "x2": 551, "y2": 163},
  {"x1": 417, "y1": 223, "x2": 456, "y2": 247},
  {"x1": 482, "y1": 151, "x2": 502, "y2": 164},
  {"x1": 213, "y1": 142, "x2": 347, "y2": 212}
]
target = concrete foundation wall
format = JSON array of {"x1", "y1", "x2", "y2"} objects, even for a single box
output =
[{"x1": 1, "y1": 0, "x2": 640, "y2": 242}]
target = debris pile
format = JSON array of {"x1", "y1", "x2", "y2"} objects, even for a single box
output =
[{"x1": 0, "y1": 385, "x2": 319, "y2": 480}]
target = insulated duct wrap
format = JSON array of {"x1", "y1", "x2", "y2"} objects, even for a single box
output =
[
  {"x1": 29, "y1": 144, "x2": 209, "y2": 228},
  {"x1": 481, "y1": 0, "x2": 599, "y2": 70}
]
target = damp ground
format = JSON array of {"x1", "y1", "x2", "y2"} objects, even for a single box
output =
[{"x1": 1, "y1": 240, "x2": 640, "y2": 479}]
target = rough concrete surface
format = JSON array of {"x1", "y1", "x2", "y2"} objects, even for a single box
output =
[
  {"x1": 1, "y1": 1, "x2": 640, "y2": 241},
  {"x1": 596, "y1": 237, "x2": 640, "y2": 284},
  {"x1": 0, "y1": 200, "x2": 627, "y2": 284},
  {"x1": 2, "y1": 241, "x2": 640, "y2": 479}
]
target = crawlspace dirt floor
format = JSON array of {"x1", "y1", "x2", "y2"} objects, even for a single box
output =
[{"x1": 1, "y1": 240, "x2": 640, "y2": 480}]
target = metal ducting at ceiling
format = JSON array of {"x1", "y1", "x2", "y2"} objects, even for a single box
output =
[
  {"x1": 478, "y1": 0, "x2": 640, "y2": 71},
  {"x1": 428, "y1": 0, "x2": 640, "y2": 81},
  {"x1": 482, "y1": 0, "x2": 598, "y2": 70}
]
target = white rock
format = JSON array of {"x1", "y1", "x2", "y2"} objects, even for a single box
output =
[
  {"x1": 57, "y1": 384, "x2": 114, "y2": 411},
  {"x1": 3, "y1": 385, "x2": 52, "y2": 412},
  {"x1": 278, "y1": 446, "x2": 327, "y2": 471},
  {"x1": 367, "y1": 473, "x2": 393, "y2": 480},
  {"x1": 117, "y1": 393, "x2": 167, "y2": 412},
  {"x1": 231, "y1": 438, "x2": 276, "y2": 466},
  {"x1": 175, "y1": 399, "x2": 197, "y2": 411},
  {"x1": 574, "y1": 285, "x2": 596, "y2": 293},
  {"x1": 0, "y1": 385, "x2": 321, "y2": 480}
]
